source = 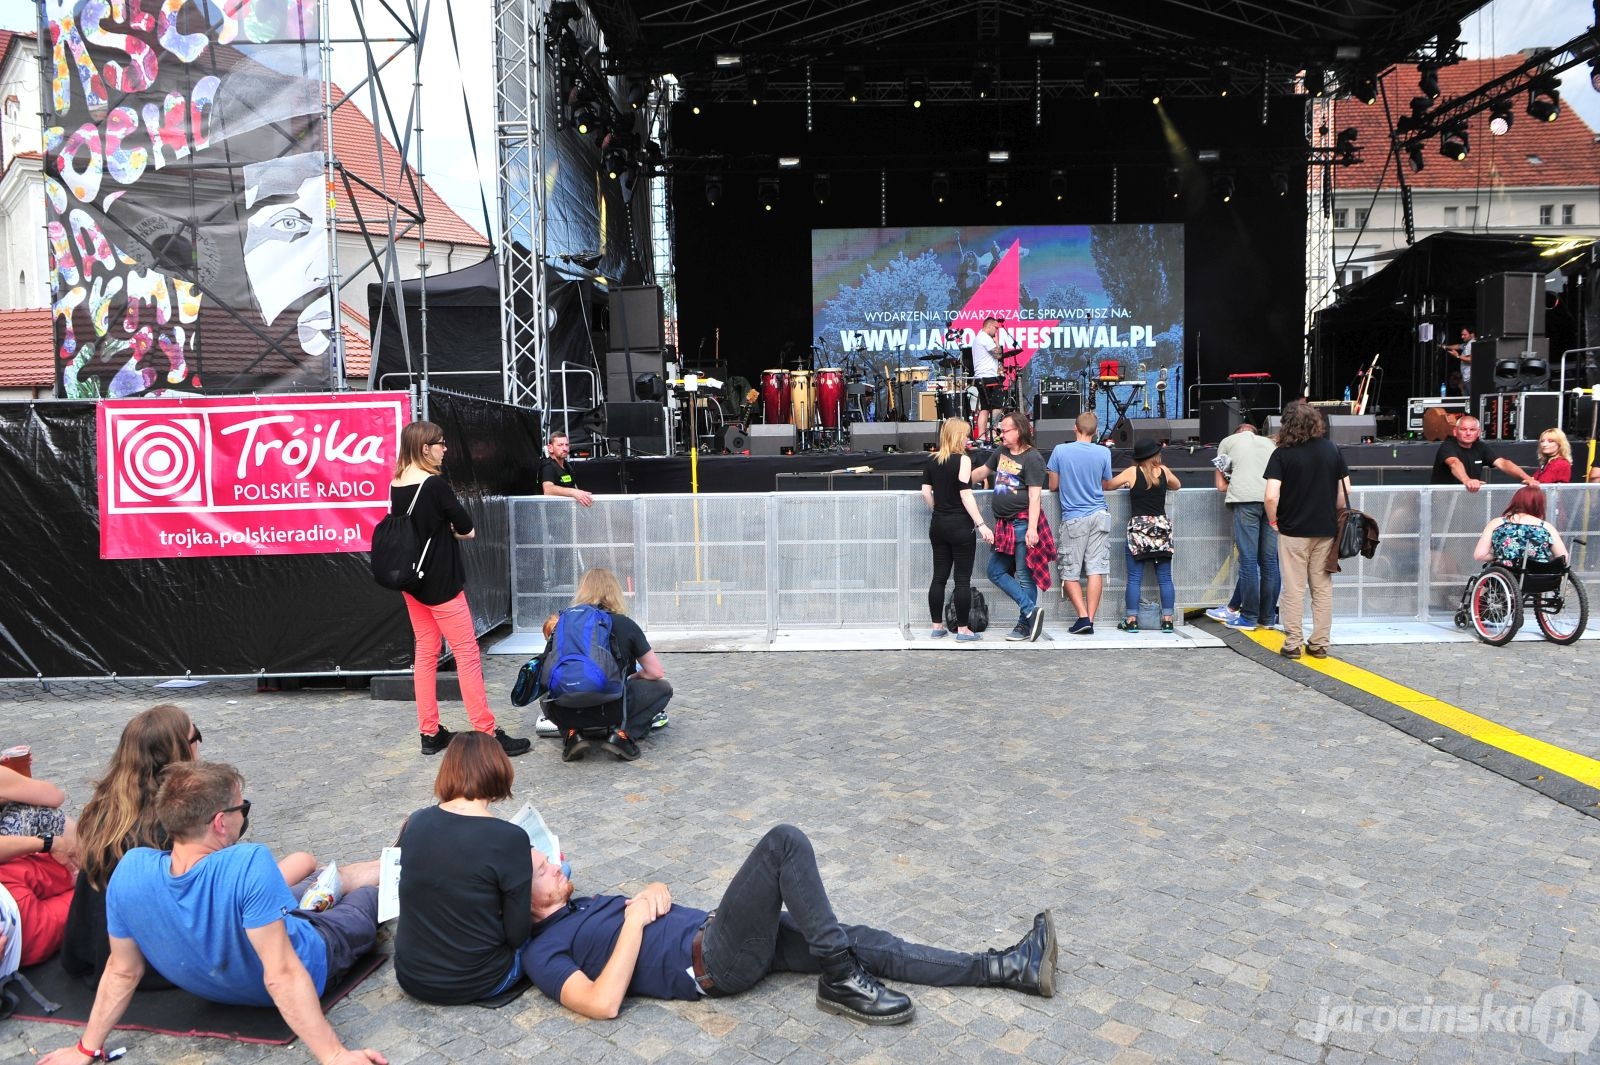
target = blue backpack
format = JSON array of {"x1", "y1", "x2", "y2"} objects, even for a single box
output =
[{"x1": 540, "y1": 604, "x2": 625, "y2": 707}]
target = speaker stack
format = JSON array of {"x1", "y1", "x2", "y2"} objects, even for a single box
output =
[{"x1": 1474, "y1": 272, "x2": 1551, "y2": 438}]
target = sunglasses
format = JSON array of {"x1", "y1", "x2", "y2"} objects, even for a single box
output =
[
  {"x1": 221, "y1": 799, "x2": 252, "y2": 819},
  {"x1": 427, "y1": 439, "x2": 447, "y2": 447},
  {"x1": 189, "y1": 726, "x2": 203, "y2": 745}
]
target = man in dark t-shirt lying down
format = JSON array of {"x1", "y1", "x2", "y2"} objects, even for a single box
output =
[{"x1": 519, "y1": 823, "x2": 1055, "y2": 1026}]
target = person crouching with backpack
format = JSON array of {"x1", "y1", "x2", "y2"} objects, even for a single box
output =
[
  {"x1": 547, "y1": 568, "x2": 671, "y2": 763},
  {"x1": 392, "y1": 421, "x2": 531, "y2": 758}
]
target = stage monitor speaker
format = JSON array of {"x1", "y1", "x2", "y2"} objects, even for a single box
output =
[
  {"x1": 1111, "y1": 417, "x2": 1175, "y2": 449},
  {"x1": 1034, "y1": 418, "x2": 1077, "y2": 451},
  {"x1": 749, "y1": 424, "x2": 800, "y2": 456},
  {"x1": 605, "y1": 350, "x2": 666, "y2": 403},
  {"x1": 1326, "y1": 414, "x2": 1378, "y2": 445},
  {"x1": 605, "y1": 402, "x2": 666, "y2": 456},
  {"x1": 1200, "y1": 399, "x2": 1242, "y2": 445},
  {"x1": 899, "y1": 424, "x2": 938, "y2": 453},
  {"x1": 1032, "y1": 392, "x2": 1083, "y2": 423},
  {"x1": 1477, "y1": 272, "x2": 1545, "y2": 337},
  {"x1": 849, "y1": 423, "x2": 900, "y2": 452},
  {"x1": 607, "y1": 285, "x2": 664, "y2": 351}
]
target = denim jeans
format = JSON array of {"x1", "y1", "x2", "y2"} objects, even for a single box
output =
[
  {"x1": 700, "y1": 825, "x2": 983, "y2": 995},
  {"x1": 1123, "y1": 551, "x2": 1174, "y2": 616},
  {"x1": 985, "y1": 517, "x2": 1037, "y2": 624},
  {"x1": 1230, "y1": 502, "x2": 1281, "y2": 625}
]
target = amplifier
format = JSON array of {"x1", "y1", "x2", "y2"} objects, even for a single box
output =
[
  {"x1": 1039, "y1": 378, "x2": 1076, "y2": 394},
  {"x1": 1308, "y1": 401, "x2": 1353, "y2": 416},
  {"x1": 1405, "y1": 396, "x2": 1469, "y2": 432},
  {"x1": 1032, "y1": 391, "x2": 1082, "y2": 422}
]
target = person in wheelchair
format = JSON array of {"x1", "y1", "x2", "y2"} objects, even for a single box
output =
[{"x1": 1471, "y1": 486, "x2": 1568, "y2": 568}]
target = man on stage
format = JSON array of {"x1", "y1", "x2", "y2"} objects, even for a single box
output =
[{"x1": 970, "y1": 317, "x2": 1006, "y2": 443}]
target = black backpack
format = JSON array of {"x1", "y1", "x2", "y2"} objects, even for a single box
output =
[{"x1": 371, "y1": 476, "x2": 435, "y2": 591}]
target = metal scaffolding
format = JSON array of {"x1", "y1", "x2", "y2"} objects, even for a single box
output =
[{"x1": 493, "y1": 0, "x2": 547, "y2": 411}]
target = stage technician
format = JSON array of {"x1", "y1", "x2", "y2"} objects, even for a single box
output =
[
  {"x1": 539, "y1": 431, "x2": 593, "y2": 506},
  {"x1": 923, "y1": 418, "x2": 993, "y2": 641},
  {"x1": 1429, "y1": 416, "x2": 1536, "y2": 493}
]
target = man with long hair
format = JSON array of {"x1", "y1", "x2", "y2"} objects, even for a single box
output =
[{"x1": 1263, "y1": 402, "x2": 1351, "y2": 659}]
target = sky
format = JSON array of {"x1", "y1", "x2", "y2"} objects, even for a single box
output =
[{"x1": 2, "y1": 0, "x2": 1596, "y2": 237}]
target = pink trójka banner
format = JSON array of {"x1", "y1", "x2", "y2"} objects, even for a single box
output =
[{"x1": 98, "y1": 392, "x2": 410, "y2": 560}]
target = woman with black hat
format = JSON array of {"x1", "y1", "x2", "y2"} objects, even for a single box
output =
[{"x1": 1108, "y1": 438, "x2": 1182, "y2": 633}]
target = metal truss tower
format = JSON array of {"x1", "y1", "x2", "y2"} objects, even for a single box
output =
[
  {"x1": 1304, "y1": 94, "x2": 1336, "y2": 398},
  {"x1": 493, "y1": 0, "x2": 547, "y2": 411}
]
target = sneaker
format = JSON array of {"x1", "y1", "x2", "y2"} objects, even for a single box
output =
[
  {"x1": 561, "y1": 729, "x2": 592, "y2": 762},
  {"x1": 1028, "y1": 607, "x2": 1046, "y2": 642},
  {"x1": 930, "y1": 627, "x2": 950, "y2": 639},
  {"x1": 420, "y1": 726, "x2": 454, "y2": 756},
  {"x1": 494, "y1": 728, "x2": 532, "y2": 757},
  {"x1": 1004, "y1": 621, "x2": 1031, "y2": 642},
  {"x1": 1206, "y1": 606, "x2": 1239, "y2": 624},
  {"x1": 1161, "y1": 619, "x2": 1175, "y2": 634},
  {"x1": 1307, "y1": 646, "x2": 1329, "y2": 659},
  {"x1": 1222, "y1": 616, "x2": 1257, "y2": 631},
  {"x1": 601, "y1": 730, "x2": 641, "y2": 761},
  {"x1": 955, "y1": 632, "x2": 982, "y2": 642},
  {"x1": 650, "y1": 710, "x2": 670, "y2": 730},
  {"x1": 1116, "y1": 618, "x2": 1140, "y2": 633},
  {"x1": 1279, "y1": 645, "x2": 1303, "y2": 660},
  {"x1": 534, "y1": 713, "x2": 560, "y2": 738},
  {"x1": 1068, "y1": 617, "x2": 1094, "y2": 636}
]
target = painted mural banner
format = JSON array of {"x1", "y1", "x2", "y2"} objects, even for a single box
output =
[
  {"x1": 43, "y1": 0, "x2": 331, "y2": 399},
  {"x1": 98, "y1": 392, "x2": 408, "y2": 560}
]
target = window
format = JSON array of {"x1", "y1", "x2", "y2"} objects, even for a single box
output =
[
  {"x1": 1539, "y1": 204, "x2": 1553, "y2": 225},
  {"x1": 1465, "y1": 205, "x2": 1478, "y2": 227},
  {"x1": 1562, "y1": 204, "x2": 1575, "y2": 226},
  {"x1": 1443, "y1": 206, "x2": 1458, "y2": 227},
  {"x1": 1333, "y1": 208, "x2": 1349, "y2": 228},
  {"x1": 1354, "y1": 208, "x2": 1369, "y2": 228},
  {"x1": 1336, "y1": 266, "x2": 1368, "y2": 289}
]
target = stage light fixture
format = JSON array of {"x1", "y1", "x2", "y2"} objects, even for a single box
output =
[
  {"x1": 905, "y1": 70, "x2": 928, "y2": 108},
  {"x1": 634, "y1": 373, "x2": 665, "y2": 402},
  {"x1": 715, "y1": 53, "x2": 742, "y2": 68},
  {"x1": 745, "y1": 65, "x2": 766, "y2": 105},
  {"x1": 1418, "y1": 63, "x2": 1440, "y2": 100},
  {"x1": 757, "y1": 176, "x2": 779, "y2": 211},
  {"x1": 1489, "y1": 98, "x2": 1514, "y2": 136},
  {"x1": 777, "y1": 156, "x2": 801, "y2": 169},
  {"x1": 1165, "y1": 169, "x2": 1182, "y2": 200},
  {"x1": 1352, "y1": 73, "x2": 1377, "y2": 105},
  {"x1": 813, "y1": 174, "x2": 830, "y2": 205},
  {"x1": 603, "y1": 144, "x2": 630, "y2": 179},
  {"x1": 1028, "y1": 31, "x2": 1054, "y2": 47},
  {"x1": 1213, "y1": 173, "x2": 1235, "y2": 204},
  {"x1": 1141, "y1": 67, "x2": 1165, "y2": 105},
  {"x1": 1272, "y1": 171, "x2": 1290, "y2": 197},
  {"x1": 1335, "y1": 126, "x2": 1358, "y2": 160},
  {"x1": 572, "y1": 100, "x2": 603, "y2": 137},
  {"x1": 931, "y1": 171, "x2": 949, "y2": 204},
  {"x1": 1591, "y1": 56, "x2": 1600, "y2": 93},
  {"x1": 705, "y1": 174, "x2": 722, "y2": 206},
  {"x1": 625, "y1": 81, "x2": 648, "y2": 111},
  {"x1": 1405, "y1": 141, "x2": 1425, "y2": 172},
  {"x1": 1409, "y1": 95, "x2": 1431, "y2": 120},
  {"x1": 1084, "y1": 61, "x2": 1104, "y2": 98},
  {"x1": 1439, "y1": 121, "x2": 1468, "y2": 161},
  {"x1": 986, "y1": 173, "x2": 1007, "y2": 207},
  {"x1": 973, "y1": 62, "x2": 996, "y2": 100},
  {"x1": 1049, "y1": 169, "x2": 1067, "y2": 202},
  {"x1": 547, "y1": 1, "x2": 581, "y2": 27},
  {"x1": 1212, "y1": 61, "x2": 1232, "y2": 97},
  {"x1": 1302, "y1": 66, "x2": 1325, "y2": 97},
  {"x1": 1527, "y1": 76, "x2": 1560, "y2": 122},
  {"x1": 987, "y1": 148, "x2": 1010, "y2": 164},
  {"x1": 844, "y1": 67, "x2": 865, "y2": 103}
]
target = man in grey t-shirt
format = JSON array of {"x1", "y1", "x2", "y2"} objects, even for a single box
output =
[{"x1": 1208, "y1": 422, "x2": 1279, "y2": 630}]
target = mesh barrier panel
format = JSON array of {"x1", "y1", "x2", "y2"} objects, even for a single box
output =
[{"x1": 509, "y1": 486, "x2": 1600, "y2": 633}]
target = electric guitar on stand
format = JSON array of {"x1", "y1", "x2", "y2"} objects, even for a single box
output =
[{"x1": 1352, "y1": 352, "x2": 1379, "y2": 416}]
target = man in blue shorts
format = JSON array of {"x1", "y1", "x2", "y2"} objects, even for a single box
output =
[
  {"x1": 39, "y1": 762, "x2": 386, "y2": 1065},
  {"x1": 1046, "y1": 412, "x2": 1116, "y2": 635}
]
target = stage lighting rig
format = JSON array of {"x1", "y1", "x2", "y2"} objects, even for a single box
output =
[
  {"x1": 705, "y1": 174, "x2": 722, "y2": 206},
  {"x1": 813, "y1": 174, "x2": 830, "y2": 205},
  {"x1": 1212, "y1": 173, "x2": 1235, "y2": 204},
  {"x1": 1302, "y1": 66, "x2": 1326, "y2": 97},
  {"x1": 1084, "y1": 61, "x2": 1104, "y2": 98},
  {"x1": 1212, "y1": 61, "x2": 1232, "y2": 97},
  {"x1": 745, "y1": 64, "x2": 766, "y2": 105},
  {"x1": 931, "y1": 172, "x2": 949, "y2": 204},
  {"x1": 986, "y1": 173, "x2": 1007, "y2": 207},
  {"x1": 1049, "y1": 170, "x2": 1067, "y2": 202},
  {"x1": 844, "y1": 67, "x2": 865, "y2": 103},
  {"x1": 905, "y1": 70, "x2": 928, "y2": 108},
  {"x1": 1406, "y1": 142, "x2": 1425, "y2": 172},
  {"x1": 1488, "y1": 98, "x2": 1514, "y2": 135},
  {"x1": 757, "y1": 176, "x2": 779, "y2": 211},
  {"x1": 1335, "y1": 126, "x2": 1359, "y2": 162},
  {"x1": 1439, "y1": 121, "x2": 1468, "y2": 161},
  {"x1": 1164, "y1": 169, "x2": 1182, "y2": 200},
  {"x1": 1351, "y1": 72, "x2": 1377, "y2": 105},
  {"x1": 973, "y1": 62, "x2": 996, "y2": 100},
  {"x1": 1527, "y1": 75, "x2": 1560, "y2": 121},
  {"x1": 547, "y1": 1, "x2": 581, "y2": 29},
  {"x1": 1418, "y1": 63, "x2": 1441, "y2": 100}
]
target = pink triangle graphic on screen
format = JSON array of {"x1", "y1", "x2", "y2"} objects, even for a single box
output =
[{"x1": 949, "y1": 239, "x2": 1058, "y2": 371}]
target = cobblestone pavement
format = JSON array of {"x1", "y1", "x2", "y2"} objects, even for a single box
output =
[{"x1": 5, "y1": 644, "x2": 1600, "y2": 1064}]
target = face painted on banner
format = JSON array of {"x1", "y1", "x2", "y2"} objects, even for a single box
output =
[{"x1": 243, "y1": 153, "x2": 330, "y2": 349}]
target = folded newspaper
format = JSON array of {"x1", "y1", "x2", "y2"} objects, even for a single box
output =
[{"x1": 377, "y1": 804, "x2": 562, "y2": 922}]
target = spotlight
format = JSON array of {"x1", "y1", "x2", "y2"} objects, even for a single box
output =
[
  {"x1": 714, "y1": 53, "x2": 742, "y2": 68},
  {"x1": 746, "y1": 65, "x2": 766, "y2": 105},
  {"x1": 1213, "y1": 173, "x2": 1235, "y2": 204},
  {"x1": 931, "y1": 171, "x2": 949, "y2": 204},
  {"x1": 1049, "y1": 169, "x2": 1067, "y2": 202},
  {"x1": 1028, "y1": 31, "x2": 1054, "y2": 47},
  {"x1": 633, "y1": 373, "x2": 665, "y2": 402},
  {"x1": 987, "y1": 148, "x2": 1010, "y2": 164},
  {"x1": 1489, "y1": 98, "x2": 1514, "y2": 136},
  {"x1": 844, "y1": 67, "x2": 865, "y2": 103},
  {"x1": 572, "y1": 100, "x2": 603, "y2": 137},
  {"x1": 1084, "y1": 61, "x2": 1104, "y2": 98},
  {"x1": 1335, "y1": 126, "x2": 1358, "y2": 160},
  {"x1": 1527, "y1": 75, "x2": 1560, "y2": 122},
  {"x1": 973, "y1": 62, "x2": 996, "y2": 100},
  {"x1": 547, "y1": 1, "x2": 581, "y2": 27},
  {"x1": 705, "y1": 173, "x2": 722, "y2": 206},
  {"x1": 1409, "y1": 95, "x2": 1431, "y2": 120},
  {"x1": 905, "y1": 70, "x2": 928, "y2": 108},
  {"x1": 1212, "y1": 61, "x2": 1232, "y2": 97},
  {"x1": 1418, "y1": 63, "x2": 1440, "y2": 100},
  {"x1": 603, "y1": 143, "x2": 630, "y2": 179},
  {"x1": 625, "y1": 81, "x2": 648, "y2": 111},
  {"x1": 1272, "y1": 170, "x2": 1290, "y2": 197},
  {"x1": 1405, "y1": 142, "x2": 1425, "y2": 172},
  {"x1": 757, "y1": 176, "x2": 779, "y2": 211},
  {"x1": 777, "y1": 156, "x2": 801, "y2": 169},
  {"x1": 986, "y1": 173, "x2": 1007, "y2": 207},
  {"x1": 1165, "y1": 169, "x2": 1182, "y2": 200},
  {"x1": 1439, "y1": 121, "x2": 1468, "y2": 161},
  {"x1": 1352, "y1": 73, "x2": 1377, "y2": 105},
  {"x1": 813, "y1": 173, "x2": 830, "y2": 205},
  {"x1": 1303, "y1": 66, "x2": 1325, "y2": 97},
  {"x1": 1141, "y1": 67, "x2": 1164, "y2": 105}
]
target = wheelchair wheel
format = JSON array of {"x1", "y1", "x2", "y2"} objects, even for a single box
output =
[
  {"x1": 1469, "y1": 566, "x2": 1522, "y2": 646},
  {"x1": 1534, "y1": 571, "x2": 1589, "y2": 645}
]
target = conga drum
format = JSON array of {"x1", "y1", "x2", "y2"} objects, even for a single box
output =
[
  {"x1": 815, "y1": 368, "x2": 846, "y2": 428},
  {"x1": 760, "y1": 368, "x2": 790, "y2": 424},
  {"x1": 789, "y1": 370, "x2": 815, "y2": 431}
]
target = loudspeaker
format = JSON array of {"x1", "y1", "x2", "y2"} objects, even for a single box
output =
[
  {"x1": 1478, "y1": 272, "x2": 1545, "y2": 337},
  {"x1": 1032, "y1": 392, "x2": 1082, "y2": 422},
  {"x1": 1517, "y1": 392, "x2": 1563, "y2": 439},
  {"x1": 1111, "y1": 417, "x2": 1196, "y2": 448},
  {"x1": 719, "y1": 426, "x2": 750, "y2": 453},
  {"x1": 1325, "y1": 414, "x2": 1378, "y2": 445},
  {"x1": 1200, "y1": 399, "x2": 1242, "y2": 445},
  {"x1": 749, "y1": 424, "x2": 800, "y2": 456},
  {"x1": 606, "y1": 350, "x2": 666, "y2": 403},
  {"x1": 898, "y1": 424, "x2": 938, "y2": 453},
  {"x1": 849, "y1": 423, "x2": 900, "y2": 452},
  {"x1": 1034, "y1": 418, "x2": 1077, "y2": 451},
  {"x1": 607, "y1": 285, "x2": 664, "y2": 351},
  {"x1": 605, "y1": 401, "x2": 666, "y2": 456}
]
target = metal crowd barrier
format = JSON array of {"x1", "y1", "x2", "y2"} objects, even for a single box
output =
[{"x1": 507, "y1": 486, "x2": 1600, "y2": 638}]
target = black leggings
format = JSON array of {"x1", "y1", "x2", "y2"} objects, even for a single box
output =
[{"x1": 928, "y1": 513, "x2": 977, "y2": 625}]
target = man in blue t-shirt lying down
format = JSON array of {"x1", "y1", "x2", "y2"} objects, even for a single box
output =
[
  {"x1": 38, "y1": 762, "x2": 386, "y2": 1065},
  {"x1": 520, "y1": 823, "x2": 1056, "y2": 1025}
]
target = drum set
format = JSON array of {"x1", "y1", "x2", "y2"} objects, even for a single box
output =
[{"x1": 756, "y1": 363, "x2": 873, "y2": 449}]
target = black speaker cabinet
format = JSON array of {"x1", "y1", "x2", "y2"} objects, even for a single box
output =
[
  {"x1": 1477, "y1": 272, "x2": 1545, "y2": 337},
  {"x1": 1034, "y1": 418, "x2": 1077, "y2": 451},
  {"x1": 848, "y1": 423, "x2": 900, "y2": 452},
  {"x1": 607, "y1": 285, "x2": 665, "y2": 351},
  {"x1": 1324, "y1": 414, "x2": 1378, "y2": 446},
  {"x1": 605, "y1": 401, "x2": 666, "y2": 456},
  {"x1": 1032, "y1": 392, "x2": 1082, "y2": 423},
  {"x1": 605, "y1": 350, "x2": 666, "y2": 403},
  {"x1": 1199, "y1": 399, "x2": 1242, "y2": 445},
  {"x1": 1111, "y1": 417, "x2": 1176, "y2": 448},
  {"x1": 898, "y1": 424, "x2": 938, "y2": 453},
  {"x1": 749, "y1": 424, "x2": 800, "y2": 456}
]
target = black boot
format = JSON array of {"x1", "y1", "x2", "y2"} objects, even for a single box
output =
[
  {"x1": 815, "y1": 948, "x2": 915, "y2": 1025},
  {"x1": 983, "y1": 910, "x2": 1057, "y2": 997}
]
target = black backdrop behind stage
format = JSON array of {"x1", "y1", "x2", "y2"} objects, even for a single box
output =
[{"x1": 0, "y1": 392, "x2": 540, "y2": 680}]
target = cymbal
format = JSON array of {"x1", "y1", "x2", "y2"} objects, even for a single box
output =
[
  {"x1": 998, "y1": 348, "x2": 1024, "y2": 357},
  {"x1": 919, "y1": 353, "x2": 957, "y2": 362}
]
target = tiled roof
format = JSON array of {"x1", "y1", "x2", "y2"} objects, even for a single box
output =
[
  {"x1": 1337, "y1": 55, "x2": 1600, "y2": 192},
  {"x1": 0, "y1": 307, "x2": 53, "y2": 388},
  {"x1": 340, "y1": 303, "x2": 372, "y2": 379},
  {"x1": 0, "y1": 31, "x2": 14, "y2": 69},
  {"x1": 331, "y1": 87, "x2": 490, "y2": 248}
]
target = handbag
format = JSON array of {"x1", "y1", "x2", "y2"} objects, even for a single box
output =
[
  {"x1": 1336, "y1": 508, "x2": 1368, "y2": 559},
  {"x1": 943, "y1": 588, "x2": 989, "y2": 633}
]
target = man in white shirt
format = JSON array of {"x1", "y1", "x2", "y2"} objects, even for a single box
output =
[{"x1": 970, "y1": 317, "x2": 1005, "y2": 443}]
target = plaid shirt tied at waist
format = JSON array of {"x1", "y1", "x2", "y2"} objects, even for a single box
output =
[{"x1": 991, "y1": 513, "x2": 1058, "y2": 590}]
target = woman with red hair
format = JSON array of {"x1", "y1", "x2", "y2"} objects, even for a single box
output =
[{"x1": 1473, "y1": 486, "x2": 1568, "y2": 565}]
